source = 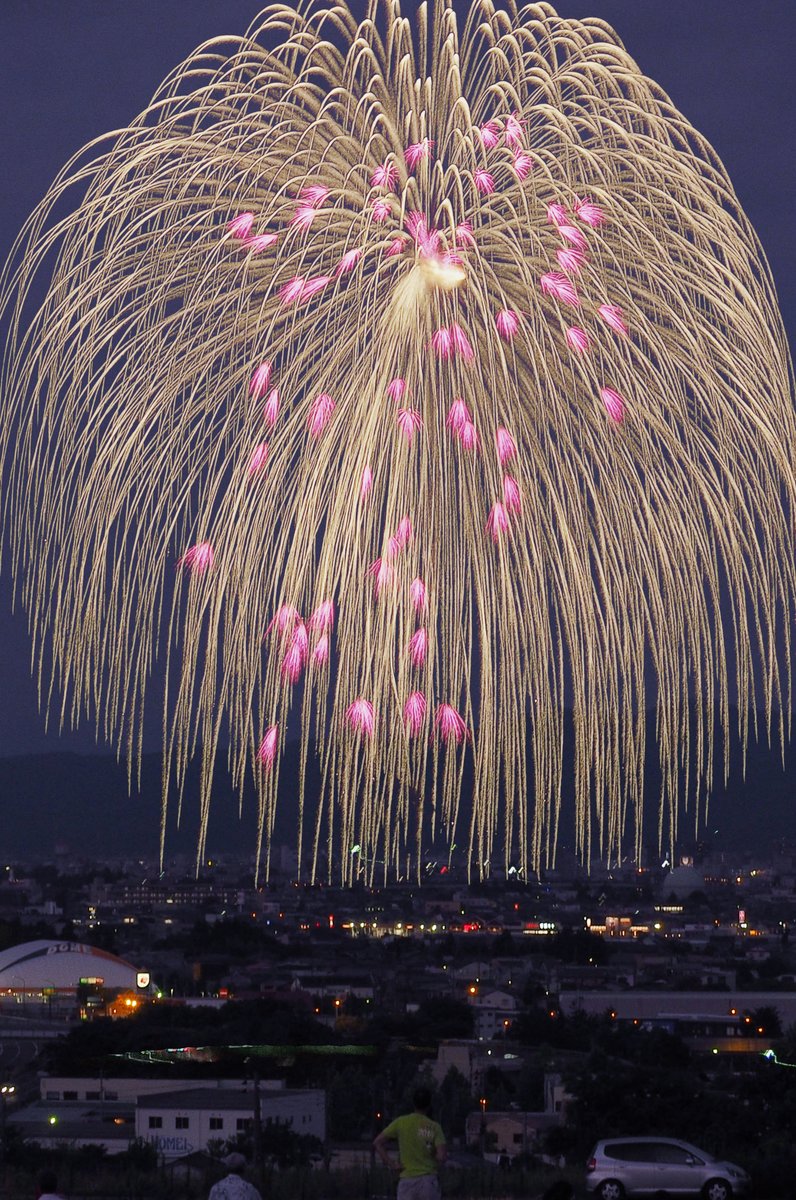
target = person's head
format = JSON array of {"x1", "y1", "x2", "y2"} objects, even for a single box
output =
[
  {"x1": 412, "y1": 1086, "x2": 433, "y2": 1114},
  {"x1": 37, "y1": 1171, "x2": 58, "y2": 1196},
  {"x1": 222, "y1": 1152, "x2": 246, "y2": 1174}
]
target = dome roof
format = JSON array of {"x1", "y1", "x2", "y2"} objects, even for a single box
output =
[
  {"x1": 662, "y1": 865, "x2": 703, "y2": 896},
  {"x1": 0, "y1": 940, "x2": 141, "y2": 991}
]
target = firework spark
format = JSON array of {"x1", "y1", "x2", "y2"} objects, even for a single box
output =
[{"x1": 1, "y1": 0, "x2": 794, "y2": 884}]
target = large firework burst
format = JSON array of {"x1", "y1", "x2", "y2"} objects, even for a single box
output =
[{"x1": 1, "y1": 1, "x2": 794, "y2": 882}]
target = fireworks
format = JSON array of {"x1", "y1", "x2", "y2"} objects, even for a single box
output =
[{"x1": 1, "y1": 1, "x2": 794, "y2": 883}]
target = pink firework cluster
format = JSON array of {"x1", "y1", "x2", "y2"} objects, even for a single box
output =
[
  {"x1": 264, "y1": 599, "x2": 335, "y2": 695},
  {"x1": 539, "y1": 198, "x2": 630, "y2": 423},
  {"x1": 196, "y1": 108, "x2": 632, "y2": 764}
]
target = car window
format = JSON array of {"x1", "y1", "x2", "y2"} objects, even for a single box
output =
[
  {"x1": 654, "y1": 1144, "x2": 703, "y2": 1165},
  {"x1": 604, "y1": 1143, "x2": 661, "y2": 1162}
]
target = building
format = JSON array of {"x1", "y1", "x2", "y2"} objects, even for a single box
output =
[
  {"x1": 39, "y1": 1076, "x2": 252, "y2": 1105},
  {"x1": 557, "y1": 988, "x2": 796, "y2": 1029},
  {"x1": 137, "y1": 1087, "x2": 325, "y2": 1159},
  {"x1": 13, "y1": 1078, "x2": 325, "y2": 1159},
  {"x1": 431, "y1": 1040, "x2": 524, "y2": 1093},
  {"x1": 0, "y1": 940, "x2": 153, "y2": 1012},
  {"x1": 465, "y1": 1110, "x2": 561, "y2": 1159},
  {"x1": 9, "y1": 1104, "x2": 134, "y2": 1154},
  {"x1": 467, "y1": 987, "x2": 520, "y2": 1040}
]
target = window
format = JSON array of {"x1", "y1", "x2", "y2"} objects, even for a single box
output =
[
  {"x1": 236, "y1": 1118, "x2": 253, "y2": 1132},
  {"x1": 654, "y1": 1144, "x2": 703, "y2": 1165},
  {"x1": 513, "y1": 1134, "x2": 523, "y2": 1144},
  {"x1": 106, "y1": 1092, "x2": 118, "y2": 1100},
  {"x1": 176, "y1": 1117, "x2": 190, "y2": 1130},
  {"x1": 148, "y1": 1117, "x2": 163, "y2": 1129},
  {"x1": 605, "y1": 1143, "x2": 660, "y2": 1162},
  {"x1": 209, "y1": 1118, "x2": 224, "y2": 1131},
  {"x1": 46, "y1": 1092, "x2": 59, "y2": 1101},
  {"x1": 63, "y1": 1091, "x2": 78, "y2": 1100},
  {"x1": 86, "y1": 1091, "x2": 101, "y2": 1101}
]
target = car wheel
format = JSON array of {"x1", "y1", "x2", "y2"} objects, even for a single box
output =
[
  {"x1": 703, "y1": 1180, "x2": 732, "y2": 1200},
  {"x1": 597, "y1": 1181, "x2": 625, "y2": 1200}
]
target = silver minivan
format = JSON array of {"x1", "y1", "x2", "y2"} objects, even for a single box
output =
[{"x1": 586, "y1": 1136, "x2": 749, "y2": 1200}]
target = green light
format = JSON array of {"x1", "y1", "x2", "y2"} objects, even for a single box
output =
[
  {"x1": 762, "y1": 1049, "x2": 794, "y2": 1067},
  {"x1": 113, "y1": 1041, "x2": 378, "y2": 1064}
]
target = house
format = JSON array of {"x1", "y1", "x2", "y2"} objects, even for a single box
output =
[
  {"x1": 544, "y1": 1073, "x2": 573, "y2": 1117},
  {"x1": 467, "y1": 988, "x2": 520, "y2": 1040},
  {"x1": 465, "y1": 1110, "x2": 561, "y2": 1158}
]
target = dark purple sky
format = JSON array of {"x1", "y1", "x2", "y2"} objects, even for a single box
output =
[{"x1": 0, "y1": 0, "x2": 793, "y2": 757}]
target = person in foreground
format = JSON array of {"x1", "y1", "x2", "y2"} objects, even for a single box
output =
[
  {"x1": 207, "y1": 1152, "x2": 263, "y2": 1200},
  {"x1": 374, "y1": 1086, "x2": 447, "y2": 1199}
]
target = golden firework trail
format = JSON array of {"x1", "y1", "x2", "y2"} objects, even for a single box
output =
[{"x1": 1, "y1": 1, "x2": 794, "y2": 882}]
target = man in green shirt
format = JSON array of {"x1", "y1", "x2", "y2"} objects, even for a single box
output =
[{"x1": 374, "y1": 1086, "x2": 447, "y2": 1199}]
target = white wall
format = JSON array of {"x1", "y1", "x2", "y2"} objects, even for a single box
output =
[{"x1": 135, "y1": 1089, "x2": 326, "y2": 1159}]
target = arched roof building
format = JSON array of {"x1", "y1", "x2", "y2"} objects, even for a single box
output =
[{"x1": 0, "y1": 940, "x2": 148, "y2": 996}]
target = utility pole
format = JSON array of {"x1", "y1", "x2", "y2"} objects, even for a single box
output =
[
  {"x1": 0, "y1": 1085, "x2": 16, "y2": 1164},
  {"x1": 244, "y1": 1058, "x2": 263, "y2": 1171}
]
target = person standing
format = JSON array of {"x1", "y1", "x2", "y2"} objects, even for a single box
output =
[
  {"x1": 207, "y1": 1153, "x2": 263, "y2": 1200},
  {"x1": 374, "y1": 1086, "x2": 447, "y2": 1199}
]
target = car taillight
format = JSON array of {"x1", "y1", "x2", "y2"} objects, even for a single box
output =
[{"x1": 586, "y1": 1158, "x2": 596, "y2": 1173}]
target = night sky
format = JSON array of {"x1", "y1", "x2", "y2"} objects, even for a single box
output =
[{"x1": 0, "y1": 0, "x2": 793, "y2": 762}]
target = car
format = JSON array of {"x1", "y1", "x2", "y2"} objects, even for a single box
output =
[{"x1": 585, "y1": 1136, "x2": 749, "y2": 1200}]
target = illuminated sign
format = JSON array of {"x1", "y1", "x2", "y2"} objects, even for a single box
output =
[{"x1": 136, "y1": 972, "x2": 151, "y2": 990}]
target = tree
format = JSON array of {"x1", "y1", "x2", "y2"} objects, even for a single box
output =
[
  {"x1": 433, "y1": 1067, "x2": 474, "y2": 1139},
  {"x1": 413, "y1": 996, "x2": 474, "y2": 1041},
  {"x1": 750, "y1": 1005, "x2": 782, "y2": 1037},
  {"x1": 326, "y1": 1065, "x2": 375, "y2": 1140},
  {"x1": 492, "y1": 930, "x2": 516, "y2": 956},
  {"x1": 483, "y1": 1064, "x2": 515, "y2": 1111},
  {"x1": 226, "y1": 1123, "x2": 321, "y2": 1167},
  {"x1": 550, "y1": 929, "x2": 611, "y2": 965}
]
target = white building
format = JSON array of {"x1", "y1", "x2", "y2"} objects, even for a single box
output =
[
  {"x1": 40, "y1": 1076, "x2": 255, "y2": 1103},
  {"x1": 467, "y1": 988, "x2": 520, "y2": 1040},
  {"x1": 137, "y1": 1087, "x2": 325, "y2": 1159},
  {"x1": 12, "y1": 1077, "x2": 324, "y2": 1158}
]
